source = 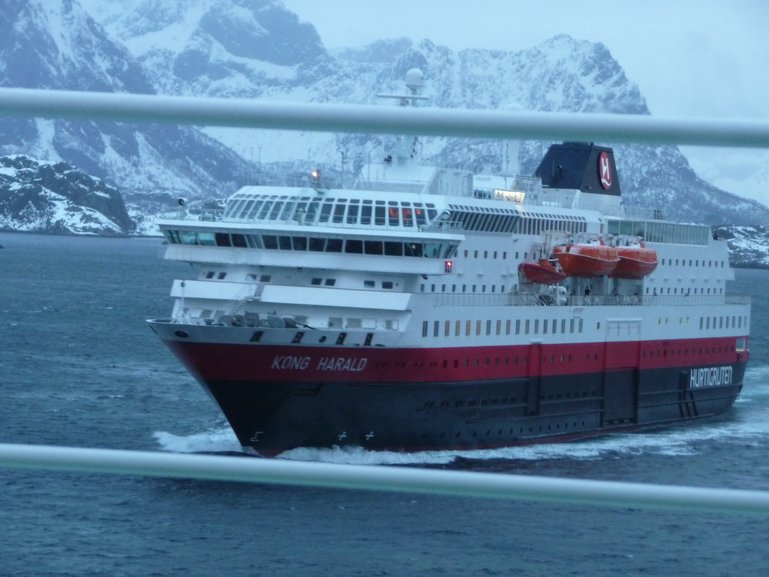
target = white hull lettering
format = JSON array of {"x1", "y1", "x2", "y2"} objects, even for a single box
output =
[
  {"x1": 689, "y1": 366, "x2": 733, "y2": 389},
  {"x1": 316, "y1": 357, "x2": 368, "y2": 372},
  {"x1": 271, "y1": 355, "x2": 311, "y2": 370}
]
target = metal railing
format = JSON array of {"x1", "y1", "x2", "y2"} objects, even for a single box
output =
[
  {"x1": 2, "y1": 443, "x2": 769, "y2": 515},
  {"x1": 1, "y1": 88, "x2": 768, "y2": 148},
  {"x1": 432, "y1": 292, "x2": 751, "y2": 308}
]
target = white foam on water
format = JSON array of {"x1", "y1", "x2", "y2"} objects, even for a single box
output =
[
  {"x1": 278, "y1": 433, "x2": 699, "y2": 466},
  {"x1": 153, "y1": 426, "x2": 242, "y2": 454}
]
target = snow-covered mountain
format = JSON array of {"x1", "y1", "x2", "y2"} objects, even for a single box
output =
[
  {"x1": 95, "y1": 0, "x2": 331, "y2": 97},
  {"x1": 1, "y1": 0, "x2": 767, "y2": 236},
  {"x1": 0, "y1": 0, "x2": 257, "y2": 204},
  {"x1": 713, "y1": 225, "x2": 769, "y2": 269},
  {"x1": 0, "y1": 155, "x2": 131, "y2": 235}
]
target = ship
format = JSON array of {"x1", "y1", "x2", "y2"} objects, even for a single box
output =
[{"x1": 148, "y1": 71, "x2": 750, "y2": 456}]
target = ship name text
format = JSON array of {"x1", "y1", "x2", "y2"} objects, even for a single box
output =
[
  {"x1": 689, "y1": 366, "x2": 732, "y2": 389},
  {"x1": 271, "y1": 355, "x2": 367, "y2": 372}
]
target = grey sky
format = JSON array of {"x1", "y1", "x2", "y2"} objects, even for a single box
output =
[
  {"x1": 283, "y1": 0, "x2": 768, "y2": 119},
  {"x1": 283, "y1": 0, "x2": 769, "y2": 203}
]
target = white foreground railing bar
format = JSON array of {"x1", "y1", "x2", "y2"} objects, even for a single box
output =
[
  {"x1": 0, "y1": 87, "x2": 768, "y2": 148},
  {"x1": 2, "y1": 443, "x2": 769, "y2": 515}
]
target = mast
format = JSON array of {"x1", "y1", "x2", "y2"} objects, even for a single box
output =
[{"x1": 377, "y1": 68, "x2": 429, "y2": 164}]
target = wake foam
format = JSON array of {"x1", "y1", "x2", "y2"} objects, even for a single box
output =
[
  {"x1": 277, "y1": 434, "x2": 700, "y2": 466},
  {"x1": 154, "y1": 426, "x2": 242, "y2": 454}
]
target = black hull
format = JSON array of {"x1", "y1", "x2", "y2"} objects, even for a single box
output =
[{"x1": 200, "y1": 363, "x2": 746, "y2": 455}]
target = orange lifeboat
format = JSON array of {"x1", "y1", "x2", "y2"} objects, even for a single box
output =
[
  {"x1": 552, "y1": 242, "x2": 619, "y2": 277},
  {"x1": 519, "y1": 259, "x2": 567, "y2": 285},
  {"x1": 611, "y1": 244, "x2": 658, "y2": 279}
]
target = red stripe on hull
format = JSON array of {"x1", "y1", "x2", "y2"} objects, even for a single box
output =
[
  {"x1": 157, "y1": 333, "x2": 748, "y2": 454},
  {"x1": 163, "y1": 336, "x2": 748, "y2": 385}
]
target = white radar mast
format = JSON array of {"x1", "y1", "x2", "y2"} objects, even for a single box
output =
[
  {"x1": 377, "y1": 68, "x2": 430, "y2": 163},
  {"x1": 502, "y1": 101, "x2": 522, "y2": 176}
]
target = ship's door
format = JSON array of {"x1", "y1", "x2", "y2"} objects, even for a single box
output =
[
  {"x1": 527, "y1": 341, "x2": 543, "y2": 416},
  {"x1": 602, "y1": 319, "x2": 641, "y2": 426}
]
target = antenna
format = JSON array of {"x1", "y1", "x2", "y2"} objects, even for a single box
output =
[
  {"x1": 376, "y1": 68, "x2": 430, "y2": 164},
  {"x1": 377, "y1": 68, "x2": 430, "y2": 108},
  {"x1": 405, "y1": 68, "x2": 424, "y2": 96}
]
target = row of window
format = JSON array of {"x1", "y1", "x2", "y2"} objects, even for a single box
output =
[
  {"x1": 659, "y1": 258, "x2": 725, "y2": 268},
  {"x1": 422, "y1": 314, "x2": 747, "y2": 339},
  {"x1": 375, "y1": 344, "x2": 740, "y2": 371},
  {"x1": 200, "y1": 270, "x2": 397, "y2": 291},
  {"x1": 607, "y1": 218, "x2": 710, "y2": 246},
  {"x1": 701, "y1": 315, "x2": 747, "y2": 330},
  {"x1": 421, "y1": 283, "x2": 505, "y2": 294},
  {"x1": 223, "y1": 194, "x2": 439, "y2": 228},
  {"x1": 218, "y1": 196, "x2": 710, "y2": 245},
  {"x1": 222, "y1": 193, "x2": 594, "y2": 236},
  {"x1": 165, "y1": 229, "x2": 458, "y2": 259},
  {"x1": 422, "y1": 317, "x2": 586, "y2": 339},
  {"x1": 645, "y1": 287, "x2": 723, "y2": 295},
  {"x1": 441, "y1": 208, "x2": 587, "y2": 235},
  {"x1": 418, "y1": 282, "x2": 726, "y2": 300}
]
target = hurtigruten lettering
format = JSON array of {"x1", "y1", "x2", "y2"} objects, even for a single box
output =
[
  {"x1": 271, "y1": 355, "x2": 367, "y2": 372},
  {"x1": 689, "y1": 366, "x2": 733, "y2": 389}
]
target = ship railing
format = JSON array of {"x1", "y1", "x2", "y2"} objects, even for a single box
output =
[
  {"x1": 560, "y1": 294, "x2": 750, "y2": 307},
  {"x1": 166, "y1": 211, "x2": 462, "y2": 235},
  {"x1": 4, "y1": 443, "x2": 769, "y2": 515},
  {"x1": 432, "y1": 292, "x2": 750, "y2": 308},
  {"x1": 623, "y1": 205, "x2": 666, "y2": 220},
  {"x1": 432, "y1": 293, "x2": 519, "y2": 307},
  {"x1": 429, "y1": 219, "x2": 465, "y2": 232},
  {"x1": 156, "y1": 210, "x2": 222, "y2": 222}
]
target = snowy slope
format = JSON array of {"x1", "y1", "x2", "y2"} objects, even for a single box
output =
[
  {"x1": 92, "y1": 0, "x2": 329, "y2": 96},
  {"x1": 0, "y1": 155, "x2": 132, "y2": 235},
  {"x1": 713, "y1": 225, "x2": 769, "y2": 269},
  {"x1": 0, "y1": 0, "x2": 257, "y2": 201}
]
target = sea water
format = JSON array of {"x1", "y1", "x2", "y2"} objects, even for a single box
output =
[{"x1": 1, "y1": 232, "x2": 768, "y2": 577}]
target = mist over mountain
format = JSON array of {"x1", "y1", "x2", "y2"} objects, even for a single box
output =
[{"x1": 0, "y1": 0, "x2": 766, "y2": 235}]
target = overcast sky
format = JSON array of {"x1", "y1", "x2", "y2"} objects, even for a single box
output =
[
  {"x1": 283, "y1": 0, "x2": 769, "y2": 202},
  {"x1": 283, "y1": 0, "x2": 768, "y2": 119}
]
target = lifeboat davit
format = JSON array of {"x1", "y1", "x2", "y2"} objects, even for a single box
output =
[
  {"x1": 611, "y1": 245, "x2": 658, "y2": 279},
  {"x1": 552, "y1": 242, "x2": 619, "y2": 277},
  {"x1": 519, "y1": 259, "x2": 567, "y2": 285}
]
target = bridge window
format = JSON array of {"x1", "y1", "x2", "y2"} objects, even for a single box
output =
[{"x1": 345, "y1": 240, "x2": 363, "y2": 254}]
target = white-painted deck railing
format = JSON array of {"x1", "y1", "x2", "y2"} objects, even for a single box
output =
[
  {"x1": 0, "y1": 87, "x2": 768, "y2": 148},
  {"x1": 1, "y1": 443, "x2": 769, "y2": 515}
]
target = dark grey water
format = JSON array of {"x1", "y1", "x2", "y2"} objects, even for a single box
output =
[{"x1": 1, "y1": 232, "x2": 769, "y2": 577}]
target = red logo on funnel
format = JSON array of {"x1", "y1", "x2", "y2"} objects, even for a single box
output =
[{"x1": 598, "y1": 151, "x2": 612, "y2": 190}]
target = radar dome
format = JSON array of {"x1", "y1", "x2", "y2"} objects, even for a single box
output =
[{"x1": 405, "y1": 68, "x2": 424, "y2": 90}]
